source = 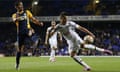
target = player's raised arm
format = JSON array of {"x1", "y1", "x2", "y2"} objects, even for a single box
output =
[
  {"x1": 31, "y1": 17, "x2": 43, "y2": 26},
  {"x1": 76, "y1": 25, "x2": 95, "y2": 38},
  {"x1": 26, "y1": 10, "x2": 43, "y2": 26}
]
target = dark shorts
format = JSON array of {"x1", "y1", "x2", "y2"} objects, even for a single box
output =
[{"x1": 17, "y1": 33, "x2": 29, "y2": 48}]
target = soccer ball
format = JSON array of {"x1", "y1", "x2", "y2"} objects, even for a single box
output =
[{"x1": 84, "y1": 35, "x2": 94, "y2": 43}]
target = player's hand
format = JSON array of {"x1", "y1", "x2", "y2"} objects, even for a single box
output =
[
  {"x1": 16, "y1": 16, "x2": 25, "y2": 21},
  {"x1": 15, "y1": 13, "x2": 20, "y2": 21},
  {"x1": 28, "y1": 28, "x2": 34, "y2": 36},
  {"x1": 15, "y1": 17, "x2": 21, "y2": 21}
]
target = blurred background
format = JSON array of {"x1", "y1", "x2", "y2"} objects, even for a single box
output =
[{"x1": 0, "y1": 0, "x2": 120, "y2": 57}]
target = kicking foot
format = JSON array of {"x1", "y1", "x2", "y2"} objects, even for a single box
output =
[
  {"x1": 104, "y1": 49, "x2": 113, "y2": 55},
  {"x1": 84, "y1": 67, "x2": 91, "y2": 71}
]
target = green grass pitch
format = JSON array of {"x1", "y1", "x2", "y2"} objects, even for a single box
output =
[{"x1": 0, "y1": 56, "x2": 120, "y2": 72}]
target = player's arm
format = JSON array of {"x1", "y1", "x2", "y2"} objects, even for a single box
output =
[
  {"x1": 31, "y1": 17, "x2": 43, "y2": 26},
  {"x1": 12, "y1": 13, "x2": 19, "y2": 27},
  {"x1": 12, "y1": 14, "x2": 16, "y2": 22},
  {"x1": 45, "y1": 28, "x2": 49, "y2": 45},
  {"x1": 76, "y1": 25, "x2": 95, "y2": 38},
  {"x1": 26, "y1": 10, "x2": 43, "y2": 26}
]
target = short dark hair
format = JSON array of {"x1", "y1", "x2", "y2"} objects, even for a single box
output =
[
  {"x1": 60, "y1": 11, "x2": 67, "y2": 17},
  {"x1": 15, "y1": 0, "x2": 22, "y2": 6},
  {"x1": 60, "y1": 11, "x2": 68, "y2": 19}
]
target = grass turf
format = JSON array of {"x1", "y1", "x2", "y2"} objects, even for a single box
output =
[{"x1": 0, "y1": 56, "x2": 120, "y2": 72}]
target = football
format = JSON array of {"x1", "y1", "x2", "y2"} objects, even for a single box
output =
[{"x1": 84, "y1": 35, "x2": 94, "y2": 43}]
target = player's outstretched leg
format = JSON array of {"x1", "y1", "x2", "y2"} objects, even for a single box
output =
[
  {"x1": 70, "y1": 51, "x2": 91, "y2": 71},
  {"x1": 84, "y1": 44, "x2": 113, "y2": 55},
  {"x1": 15, "y1": 51, "x2": 21, "y2": 70},
  {"x1": 104, "y1": 49, "x2": 113, "y2": 55}
]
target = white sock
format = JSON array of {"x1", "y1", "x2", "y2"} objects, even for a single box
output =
[
  {"x1": 73, "y1": 56, "x2": 90, "y2": 68},
  {"x1": 84, "y1": 44, "x2": 104, "y2": 52},
  {"x1": 50, "y1": 49, "x2": 55, "y2": 59}
]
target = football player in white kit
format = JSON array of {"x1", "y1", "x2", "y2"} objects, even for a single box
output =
[
  {"x1": 45, "y1": 21, "x2": 62, "y2": 62},
  {"x1": 51, "y1": 12, "x2": 112, "y2": 71}
]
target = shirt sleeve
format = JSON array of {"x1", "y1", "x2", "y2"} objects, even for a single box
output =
[
  {"x1": 70, "y1": 21, "x2": 79, "y2": 28},
  {"x1": 26, "y1": 10, "x2": 33, "y2": 19},
  {"x1": 12, "y1": 13, "x2": 16, "y2": 22},
  {"x1": 12, "y1": 13, "x2": 19, "y2": 27}
]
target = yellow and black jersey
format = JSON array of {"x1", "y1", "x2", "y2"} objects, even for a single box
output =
[{"x1": 12, "y1": 10, "x2": 33, "y2": 34}]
